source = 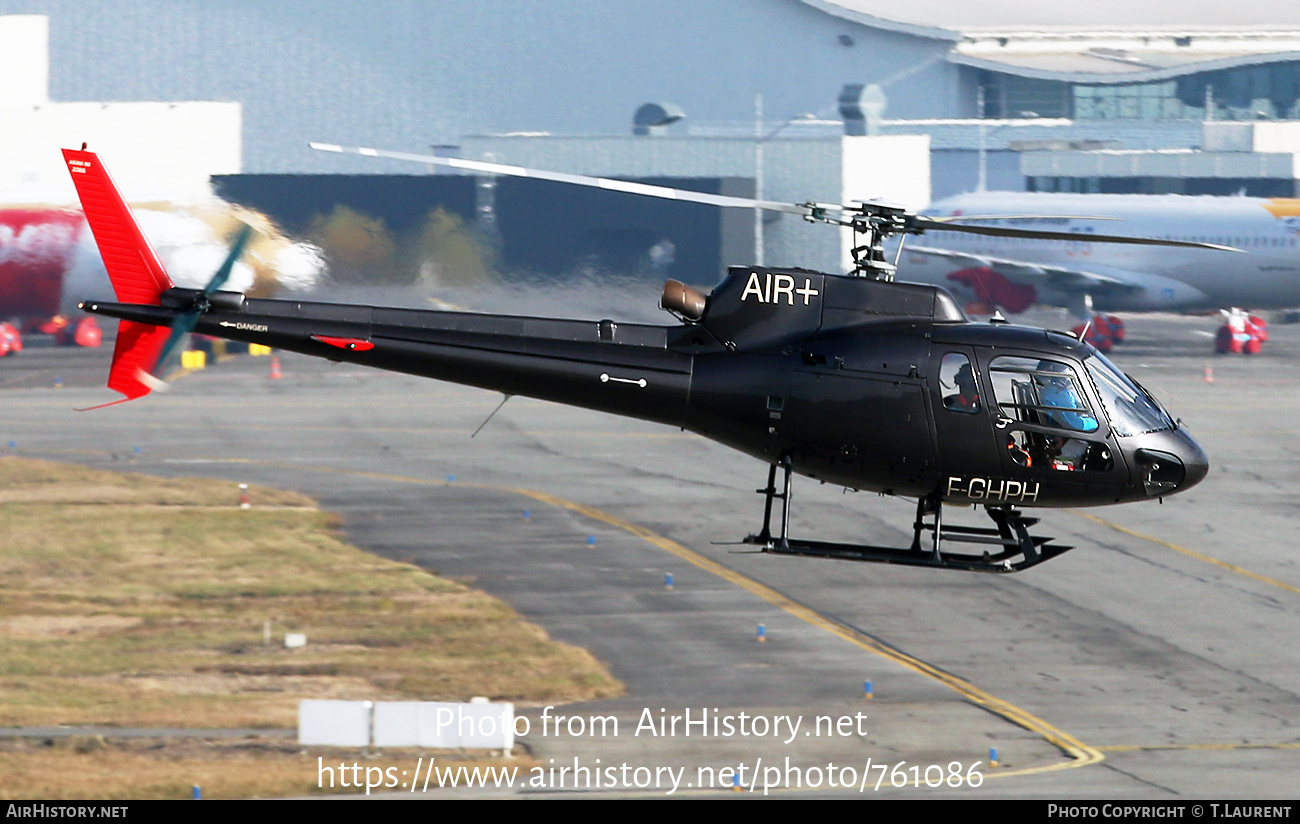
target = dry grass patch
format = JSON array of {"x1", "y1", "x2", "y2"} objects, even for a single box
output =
[{"x1": 0, "y1": 456, "x2": 622, "y2": 732}]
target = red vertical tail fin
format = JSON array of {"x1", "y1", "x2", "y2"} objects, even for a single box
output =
[
  {"x1": 63, "y1": 148, "x2": 174, "y2": 303},
  {"x1": 63, "y1": 148, "x2": 174, "y2": 406}
]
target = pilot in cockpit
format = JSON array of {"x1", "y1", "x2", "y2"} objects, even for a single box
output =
[
  {"x1": 944, "y1": 362, "x2": 981, "y2": 413},
  {"x1": 1036, "y1": 361, "x2": 1098, "y2": 433}
]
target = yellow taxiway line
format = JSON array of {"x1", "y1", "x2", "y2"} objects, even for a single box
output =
[
  {"x1": 1075, "y1": 511, "x2": 1300, "y2": 596},
  {"x1": 169, "y1": 459, "x2": 1105, "y2": 781}
]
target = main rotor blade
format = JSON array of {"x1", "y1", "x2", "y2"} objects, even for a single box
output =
[
  {"x1": 310, "y1": 142, "x2": 810, "y2": 216},
  {"x1": 312, "y1": 142, "x2": 1239, "y2": 253},
  {"x1": 923, "y1": 213, "x2": 1120, "y2": 223},
  {"x1": 911, "y1": 217, "x2": 1241, "y2": 252}
]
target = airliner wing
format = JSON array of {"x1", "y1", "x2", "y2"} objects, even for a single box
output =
[{"x1": 906, "y1": 246, "x2": 1139, "y2": 294}]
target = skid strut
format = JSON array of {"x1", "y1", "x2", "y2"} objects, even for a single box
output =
[
  {"x1": 743, "y1": 471, "x2": 1072, "y2": 573},
  {"x1": 750, "y1": 455, "x2": 793, "y2": 549}
]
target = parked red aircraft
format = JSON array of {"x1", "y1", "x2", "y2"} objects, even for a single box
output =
[
  {"x1": 0, "y1": 199, "x2": 324, "y2": 353},
  {"x1": 0, "y1": 207, "x2": 102, "y2": 350}
]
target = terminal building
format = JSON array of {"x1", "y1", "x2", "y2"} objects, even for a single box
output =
[{"x1": 8, "y1": 1, "x2": 1300, "y2": 279}]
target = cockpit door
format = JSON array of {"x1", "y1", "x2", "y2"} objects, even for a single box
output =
[{"x1": 980, "y1": 352, "x2": 1127, "y2": 489}]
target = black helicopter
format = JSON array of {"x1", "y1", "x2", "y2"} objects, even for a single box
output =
[{"x1": 66, "y1": 144, "x2": 1213, "y2": 573}]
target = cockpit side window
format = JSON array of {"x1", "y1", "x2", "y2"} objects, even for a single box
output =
[
  {"x1": 989, "y1": 355, "x2": 1113, "y2": 473},
  {"x1": 988, "y1": 356, "x2": 1099, "y2": 433},
  {"x1": 940, "y1": 352, "x2": 980, "y2": 414}
]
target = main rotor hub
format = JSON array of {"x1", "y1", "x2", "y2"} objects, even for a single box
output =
[{"x1": 802, "y1": 201, "x2": 921, "y2": 281}]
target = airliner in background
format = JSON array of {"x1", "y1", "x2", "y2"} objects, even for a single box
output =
[
  {"x1": 899, "y1": 191, "x2": 1300, "y2": 352},
  {"x1": 0, "y1": 202, "x2": 324, "y2": 352}
]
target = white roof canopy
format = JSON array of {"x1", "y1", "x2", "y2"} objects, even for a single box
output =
[{"x1": 803, "y1": 0, "x2": 1300, "y2": 83}]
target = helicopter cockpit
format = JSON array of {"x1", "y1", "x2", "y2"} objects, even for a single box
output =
[
  {"x1": 930, "y1": 321, "x2": 1205, "y2": 512},
  {"x1": 987, "y1": 355, "x2": 1113, "y2": 473}
]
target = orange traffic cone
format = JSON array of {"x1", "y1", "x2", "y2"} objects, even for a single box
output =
[
  {"x1": 270, "y1": 356, "x2": 282, "y2": 380},
  {"x1": 1203, "y1": 362, "x2": 1213, "y2": 384}
]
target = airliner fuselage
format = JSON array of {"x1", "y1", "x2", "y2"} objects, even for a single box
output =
[{"x1": 902, "y1": 192, "x2": 1300, "y2": 313}]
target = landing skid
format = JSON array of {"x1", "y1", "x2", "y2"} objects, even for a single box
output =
[{"x1": 742, "y1": 460, "x2": 1073, "y2": 573}]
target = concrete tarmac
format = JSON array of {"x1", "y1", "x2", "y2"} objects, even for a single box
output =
[{"x1": 2, "y1": 309, "x2": 1297, "y2": 798}]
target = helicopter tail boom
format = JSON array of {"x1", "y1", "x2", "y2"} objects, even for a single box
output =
[{"x1": 82, "y1": 292, "x2": 696, "y2": 427}]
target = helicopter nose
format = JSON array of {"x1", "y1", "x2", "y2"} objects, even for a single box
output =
[
  {"x1": 1178, "y1": 433, "x2": 1210, "y2": 491},
  {"x1": 1132, "y1": 428, "x2": 1208, "y2": 497}
]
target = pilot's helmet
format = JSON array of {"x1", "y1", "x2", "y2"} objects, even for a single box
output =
[{"x1": 1037, "y1": 360, "x2": 1073, "y2": 387}]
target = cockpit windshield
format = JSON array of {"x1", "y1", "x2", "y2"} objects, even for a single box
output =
[{"x1": 1084, "y1": 353, "x2": 1175, "y2": 436}]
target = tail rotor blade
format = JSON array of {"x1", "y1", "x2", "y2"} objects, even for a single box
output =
[
  {"x1": 149, "y1": 309, "x2": 201, "y2": 378},
  {"x1": 205, "y1": 224, "x2": 255, "y2": 296},
  {"x1": 150, "y1": 223, "x2": 255, "y2": 378}
]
